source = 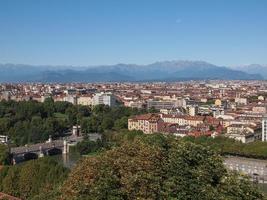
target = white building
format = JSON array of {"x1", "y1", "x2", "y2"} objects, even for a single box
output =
[
  {"x1": 63, "y1": 95, "x2": 78, "y2": 105},
  {"x1": 187, "y1": 105, "x2": 198, "y2": 116},
  {"x1": 92, "y1": 92, "x2": 117, "y2": 107},
  {"x1": 0, "y1": 135, "x2": 8, "y2": 144},
  {"x1": 235, "y1": 97, "x2": 247, "y2": 105},
  {"x1": 211, "y1": 106, "x2": 224, "y2": 118},
  {"x1": 175, "y1": 98, "x2": 187, "y2": 107},
  {"x1": 262, "y1": 115, "x2": 267, "y2": 141},
  {"x1": 226, "y1": 132, "x2": 258, "y2": 143},
  {"x1": 226, "y1": 124, "x2": 261, "y2": 143}
]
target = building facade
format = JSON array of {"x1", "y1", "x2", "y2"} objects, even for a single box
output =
[
  {"x1": 262, "y1": 115, "x2": 267, "y2": 141},
  {"x1": 77, "y1": 96, "x2": 93, "y2": 106},
  {"x1": 147, "y1": 100, "x2": 175, "y2": 110},
  {"x1": 92, "y1": 92, "x2": 117, "y2": 107},
  {"x1": 128, "y1": 113, "x2": 164, "y2": 134}
]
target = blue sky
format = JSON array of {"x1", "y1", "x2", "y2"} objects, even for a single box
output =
[{"x1": 0, "y1": 0, "x2": 267, "y2": 66}]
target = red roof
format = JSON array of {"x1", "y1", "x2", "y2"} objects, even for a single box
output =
[
  {"x1": 130, "y1": 113, "x2": 161, "y2": 122},
  {"x1": 162, "y1": 114, "x2": 204, "y2": 121}
]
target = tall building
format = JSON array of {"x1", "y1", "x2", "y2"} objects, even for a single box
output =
[
  {"x1": 262, "y1": 115, "x2": 267, "y2": 141},
  {"x1": 186, "y1": 105, "x2": 198, "y2": 116},
  {"x1": 211, "y1": 106, "x2": 224, "y2": 118},
  {"x1": 92, "y1": 92, "x2": 117, "y2": 107}
]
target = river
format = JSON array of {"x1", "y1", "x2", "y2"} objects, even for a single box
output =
[{"x1": 51, "y1": 152, "x2": 82, "y2": 169}]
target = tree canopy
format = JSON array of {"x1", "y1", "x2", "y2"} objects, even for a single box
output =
[
  {"x1": 183, "y1": 136, "x2": 267, "y2": 159},
  {"x1": 0, "y1": 144, "x2": 10, "y2": 165},
  {"x1": 61, "y1": 136, "x2": 264, "y2": 200},
  {"x1": 0, "y1": 100, "x2": 146, "y2": 146},
  {"x1": 0, "y1": 157, "x2": 69, "y2": 200}
]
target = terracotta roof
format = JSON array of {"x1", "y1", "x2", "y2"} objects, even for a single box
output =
[
  {"x1": 162, "y1": 114, "x2": 204, "y2": 121},
  {"x1": 131, "y1": 113, "x2": 161, "y2": 121}
]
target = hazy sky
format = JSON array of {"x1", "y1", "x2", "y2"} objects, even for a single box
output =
[{"x1": 0, "y1": 0, "x2": 267, "y2": 66}]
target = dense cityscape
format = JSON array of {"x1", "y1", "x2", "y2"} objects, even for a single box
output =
[
  {"x1": 1, "y1": 80, "x2": 267, "y2": 142},
  {"x1": 0, "y1": 81, "x2": 267, "y2": 199}
]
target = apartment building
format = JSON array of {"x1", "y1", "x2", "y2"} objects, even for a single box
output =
[
  {"x1": 63, "y1": 95, "x2": 78, "y2": 105},
  {"x1": 128, "y1": 113, "x2": 164, "y2": 134},
  {"x1": 160, "y1": 114, "x2": 204, "y2": 127},
  {"x1": 77, "y1": 96, "x2": 93, "y2": 106},
  {"x1": 226, "y1": 124, "x2": 261, "y2": 143}
]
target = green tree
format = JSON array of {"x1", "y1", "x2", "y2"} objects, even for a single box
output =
[
  {"x1": 0, "y1": 157, "x2": 69, "y2": 200},
  {"x1": 0, "y1": 144, "x2": 10, "y2": 165},
  {"x1": 0, "y1": 118, "x2": 11, "y2": 135},
  {"x1": 54, "y1": 101, "x2": 72, "y2": 113},
  {"x1": 61, "y1": 139, "x2": 264, "y2": 200},
  {"x1": 43, "y1": 98, "x2": 55, "y2": 117},
  {"x1": 62, "y1": 140, "x2": 164, "y2": 200},
  {"x1": 114, "y1": 116, "x2": 128, "y2": 130},
  {"x1": 1, "y1": 165, "x2": 20, "y2": 197},
  {"x1": 66, "y1": 106, "x2": 78, "y2": 125},
  {"x1": 162, "y1": 142, "x2": 227, "y2": 199},
  {"x1": 75, "y1": 139, "x2": 103, "y2": 155},
  {"x1": 101, "y1": 116, "x2": 114, "y2": 130}
]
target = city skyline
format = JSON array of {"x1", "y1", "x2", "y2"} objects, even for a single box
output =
[{"x1": 0, "y1": 0, "x2": 267, "y2": 66}]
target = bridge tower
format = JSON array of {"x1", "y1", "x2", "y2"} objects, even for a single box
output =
[
  {"x1": 72, "y1": 125, "x2": 81, "y2": 137},
  {"x1": 63, "y1": 140, "x2": 69, "y2": 154},
  {"x1": 47, "y1": 135, "x2": 52, "y2": 143},
  {"x1": 39, "y1": 146, "x2": 44, "y2": 158}
]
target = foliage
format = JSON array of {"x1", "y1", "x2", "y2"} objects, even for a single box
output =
[
  {"x1": 0, "y1": 157, "x2": 69, "y2": 200},
  {"x1": 0, "y1": 100, "x2": 143, "y2": 146},
  {"x1": 1, "y1": 99, "x2": 266, "y2": 199},
  {"x1": 182, "y1": 136, "x2": 267, "y2": 159},
  {"x1": 80, "y1": 105, "x2": 147, "y2": 134},
  {"x1": 62, "y1": 139, "x2": 165, "y2": 200},
  {"x1": 75, "y1": 139, "x2": 104, "y2": 155},
  {"x1": 0, "y1": 144, "x2": 10, "y2": 165},
  {"x1": 74, "y1": 129, "x2": 145, "y2": 156},
  {"x1": 0, "y1": 99, "x2": 73, "y2": 146},
  {"x1": 61, "y1": 137, "x2": 264, "y2": 200}
]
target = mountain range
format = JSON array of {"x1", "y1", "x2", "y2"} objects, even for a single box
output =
[
  {"x1": 0, "y1": 61, "x2": 264, "y2": 83},
  {"x1": 230, "y1": 64, "x2": 267, "y2": 79}
]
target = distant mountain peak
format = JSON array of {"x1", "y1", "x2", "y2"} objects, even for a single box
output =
[
  {"x1": 230, "y1": 64, "x2": 267, "y2": 79},
  {"x1": 0, "y1": 61, "x2": 263, "y2": 83}
]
